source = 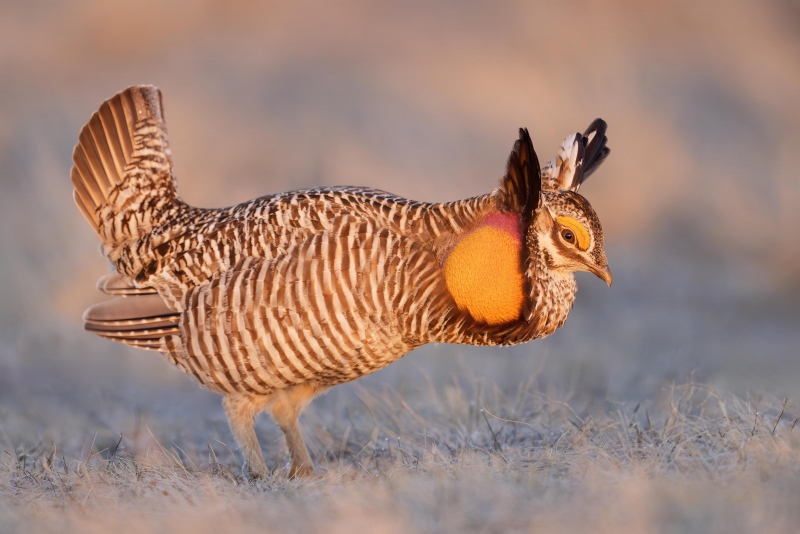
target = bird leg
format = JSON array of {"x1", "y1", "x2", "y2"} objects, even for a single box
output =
[
  {"x1": 266, "y1": 384, "x2": 323, "y2": 478},
  {"x1": 222, "y1": 393, "x2": 270, "y2": 478}
]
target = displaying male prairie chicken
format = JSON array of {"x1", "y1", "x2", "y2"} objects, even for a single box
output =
[{"x1": 72, "y1": 85, "x2": 612, "y2": 478}]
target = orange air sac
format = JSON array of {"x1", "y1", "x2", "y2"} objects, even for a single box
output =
[{"x1": 444, "y1": 213, "x2": 524, "y2": 325}]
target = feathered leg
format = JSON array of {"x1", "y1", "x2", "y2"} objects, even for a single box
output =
[
  {"x1": 266, "y1": 384, "x2": 323, "y2": 478},
  {"x1": 222, "y1": 393, "x2": 270, "y2": 477}
]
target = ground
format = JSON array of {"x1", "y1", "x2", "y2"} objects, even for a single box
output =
[{"x1": 3, "y1": 377, "x2": 800, "y2": 533}]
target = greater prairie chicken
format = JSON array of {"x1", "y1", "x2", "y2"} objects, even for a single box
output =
[{"x1": 72, "y1": 86, "x2": 612, "y2": 477}]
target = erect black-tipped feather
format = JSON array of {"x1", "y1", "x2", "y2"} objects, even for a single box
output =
[
  {"x1": 568, "y1": 133, "x2": 587, "y2": 191},
  {"x1": 499, "y1": 128, "x2": 541, "y2": 215},
  {"x1": 579, "y1": 118, "x2": 610, "y2": 183}
]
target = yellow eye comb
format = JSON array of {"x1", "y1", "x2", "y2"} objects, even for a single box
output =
[{"x1": 556, "y1": 216, "x2": 590, "y2": 251}]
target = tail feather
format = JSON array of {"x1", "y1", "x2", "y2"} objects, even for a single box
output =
[
  {"x1": 73, "y1": 86, "x2": 185, "y2": 351},
  {"x1": 70, "y1": 85, "x2": 179, "y2": 258},
  {"x1": 71, "y1": 88, "x2": 136, "y2": 230},
  {"x1": 73, "y1": 188, "x2": 98, "y2": 227}
]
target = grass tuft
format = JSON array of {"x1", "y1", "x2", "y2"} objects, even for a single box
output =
[{"x1": 2, "y1": 380, "x2": 800, "y2": 532}]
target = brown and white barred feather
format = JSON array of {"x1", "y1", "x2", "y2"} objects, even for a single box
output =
[
  {"x1": 72, "y1": 86, "x2": 612, "y2": 477},
  {"x1": 73, "y1": 87, "x2": 600, "y2": 393},
  {"x1": 74, "y1": 86, "x2": 606, "y2": 404}
]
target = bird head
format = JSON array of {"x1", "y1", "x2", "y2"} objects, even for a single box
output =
[
  {"x1": 532, "y1": 189, "x2": 612, "y2": 286},
  {"x1": 533, "y1": 119, "x2": 611, "y2": 285},
  {"x1": 444, "y1": 121, "x2": 611, "y2": 327},
  {"x1": 498, "y1": 119, "x2": 612, "y2": 287}
]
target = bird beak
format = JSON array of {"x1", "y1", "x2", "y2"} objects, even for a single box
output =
[{"x1": 588, "y1": 264, "x2": 613, "y2": 286}]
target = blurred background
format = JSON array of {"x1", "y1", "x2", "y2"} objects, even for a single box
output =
[{"x1": 0, "y1": 0, "x2": 798, "y2": 455}]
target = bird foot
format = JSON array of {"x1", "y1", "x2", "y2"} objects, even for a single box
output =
[{"x1": 287, "y1": 462, "x2": 317, "y2": 480}]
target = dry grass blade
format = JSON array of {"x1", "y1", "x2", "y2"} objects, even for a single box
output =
[{"x1": 1, "y1": 381, "x2": 799, "y2": 533}]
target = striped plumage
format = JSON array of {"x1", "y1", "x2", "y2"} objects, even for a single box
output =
[{"x1": 72, "y1": 86, "x2": 612, "y2": 477}]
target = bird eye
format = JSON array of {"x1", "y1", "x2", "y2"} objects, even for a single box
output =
[{"x1": 561, "y1": 229, "x2": 575, "y2": 244}]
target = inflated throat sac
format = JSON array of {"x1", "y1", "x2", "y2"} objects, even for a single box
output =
[{"x1": 444, "y1": 213, "x2": 524, "y2": 325}]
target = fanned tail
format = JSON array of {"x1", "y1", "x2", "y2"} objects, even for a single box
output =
[
  {"x1": 71, "y1": 85, "x2": 181, "y2": 262},
  {"x1": 72, "y1": 85, "x2": 185, "y2": 351}
]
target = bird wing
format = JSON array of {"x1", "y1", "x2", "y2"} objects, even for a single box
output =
[
  {"x1": 95, "y1": 272, "x2": 158, "y2": 296},
  {"x1": 158, "y1": 214, "x2": 430, "y2": 394},
  {"x1": 82, "y1": 293, "x2": 180, "y2": 352}
]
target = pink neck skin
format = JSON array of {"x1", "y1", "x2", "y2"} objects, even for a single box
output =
[
  {"x1": 478, "y1": 212, "x2": 523, "y2": 244},
  {"x1": 440, "y1": 211, "x2": 523, "y2": 267}
]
